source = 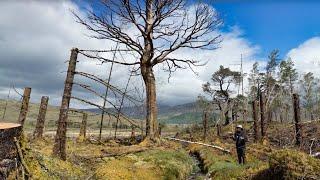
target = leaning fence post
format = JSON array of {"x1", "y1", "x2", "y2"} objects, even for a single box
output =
[
  {"x1": 53, "y1": 48, "x2": 78, "y2": 160},
  {"x1": 33, "y1": 96, "x2": 49, "y2": 139},
  {"x1": 18, "y1": 87, "x2": 31, "y2": 126},
  {"x1": 293, "y1": 94, "x2": 302, "y2": 146}
]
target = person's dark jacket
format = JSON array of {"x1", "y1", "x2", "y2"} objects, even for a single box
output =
[{"x1": 234, "y1": 130, "x2": 248, "y2": 149}]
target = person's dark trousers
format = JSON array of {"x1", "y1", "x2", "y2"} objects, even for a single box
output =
[{"x1": 236, "y1": 147, "x2": 246, "y2": 164}]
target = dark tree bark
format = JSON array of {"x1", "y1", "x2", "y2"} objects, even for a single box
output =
[
  {"x1": 0, "y1": 123, "x2": 22, "y2": 179},
  {"x1": 203, "y1": 110, "x2": 208, "y2": 141},
  {"x1": 131, "y1": 126, "x2": 136, "y2": 141},
  {"x1": 33, "y1": 96, "x2": 49, "y2": 139},
  {"x1": 18, "y1": 87, "x2": 31, "y2": 126},
  {"x1": 53, "y1": 48, "x2": 78, "y2": 160},
  {"x1": 142, "y1": 65, "x2": 158, "y2": 138},
  {"x1": 217, "y1": 124, "x2": 221, "y2": 137},
  {"x1": 78, "y1": 113, "x2": 87, "y2": 140},
  {"x1": 293, "y1": 94, "x2": 302, "y2": 146},
  {"x1": 259, "y1": 93, "x2": 266, "y2": 138},
  {"x1": 252, "y1": 100, "x2": 259, "y2": 142}
]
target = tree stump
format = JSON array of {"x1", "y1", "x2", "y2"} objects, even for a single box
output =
[{"x1": 0, "y1": 123, "x2": 22, "y2": 179}]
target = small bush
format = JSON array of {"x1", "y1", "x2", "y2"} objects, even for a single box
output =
[{"x1": 268, "y1": 149, "x2": 320, "y2": 179}]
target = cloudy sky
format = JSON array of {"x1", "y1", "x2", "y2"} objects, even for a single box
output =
[{"x1": 0, "y1": 0, "x2": 320, "y2": 108}]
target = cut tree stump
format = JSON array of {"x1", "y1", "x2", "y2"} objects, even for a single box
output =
[{"x1": 0, "y1": 123, "x2": 22, "y2": 179}]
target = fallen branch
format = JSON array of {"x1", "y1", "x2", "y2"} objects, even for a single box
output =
[
  {"x1": 165, "y1": 137, "x2": 231, "y2": 154},
  {"x1": 13, "y1": 137, "x2": 32, "y2": 178}
]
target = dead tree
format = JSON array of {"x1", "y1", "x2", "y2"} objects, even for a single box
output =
[
  {"x1": 293, "y1": 94, "x2": 302, "y2": 146},
  {"x1": 252, "y1": 100, "x2": 259, "y2": 142},
  {"x1": 53, "y1": 48, "x2": 78, "y2": 160},
  {"x1": 259, "y1": 93, "x2": 266, "y2": 138},
  {"x1": 131, "y1": 126, "x2": 136, "y2": 141},
  {"x1": 0, "y1": 123, "x2": 22, "y2": 179},
  {"x1": 203, "y1": 110, "x2": 208, "y2": 141},
  {"x1": 74, "y1": 0, "x2": 222, "y2": 139},
  {"x1": 33, "y1": 96, "x2": 49, "y2": 139},
  {"x1": 217, "y1": 124, "x2": 221, "y2": 137},
  {"x1": 18, "y1": 87, "x2": 31, "y2": 126},
  {"x1": 78, "y1": 113, "x2": 88, "y2": 141}
]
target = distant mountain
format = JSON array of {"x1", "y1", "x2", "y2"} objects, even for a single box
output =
[{"x1": 82, "y1": 102, "x2": 207, "y2": 124}]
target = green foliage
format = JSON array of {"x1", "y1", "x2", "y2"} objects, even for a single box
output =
[
  {"x1": 189, "y1": 145, "x2": 268, "y2": 180},
  {"x1": 141, "y1": 150, "x2": 194, "y2": 180}
]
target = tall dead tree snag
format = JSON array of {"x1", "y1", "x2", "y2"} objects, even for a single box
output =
[
  {"x1": 78, "y1": 113, "x2": 87, "y2": 142},
  {"x1": 33, "y1": 96, "x2": 49, "y2": 139},
  {"x1": 293, "y1": 94, "x2": 302, "y2": 146},
  {"x1": 252, "y1": 100, "x2": 259, "y2": 142},
  {"x1": 74, "y1": 0, "x2": 222, "y2": 139},
  {"x1": 203, "y1": 111, "x2": 208, "y2": 141},
  {"x1": 18, "y1": 87, "x2": 31, "y2": 126},
  {"x1": 259, "y1": 93, "x2": 266, "y2": 138},
  {"x1": 0, "y1": 123, "x2": 22, "y2": 179},
  {"x1": 53, "y1": 48, "x2": 78, "y2": 160}
]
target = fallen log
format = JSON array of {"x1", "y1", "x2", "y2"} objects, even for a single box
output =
[{"x1": 165, "y1": 137, "x2": 231, "y2": 154}]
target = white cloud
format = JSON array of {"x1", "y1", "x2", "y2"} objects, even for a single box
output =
[
  {"x1": 287, "y1": 37, "x2": 320, "y2": 77},
  {"x1": 0, "y1": 1, "x2": 260, "y2": 108}
]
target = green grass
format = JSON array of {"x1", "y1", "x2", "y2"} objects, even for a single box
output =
[
  {"x1": 189, "y1": 145, "x2": 269, "y2": 180},
  {"x1": 95, "y1": 149, "x2": 194, "y2": 180}
]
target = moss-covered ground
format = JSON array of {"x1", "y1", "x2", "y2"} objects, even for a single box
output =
[{"x1": 6, "y1": 120, "x2": 320, "y2": 180}]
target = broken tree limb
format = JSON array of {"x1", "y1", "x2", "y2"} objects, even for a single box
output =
[
  {"x1": 13, "y1": 137, "x2": 31, "y2": 178},
  {"x1": 165, "y1": 137, "x2": 231, "y2": 154}
]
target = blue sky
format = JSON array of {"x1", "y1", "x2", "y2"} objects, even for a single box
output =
[
  {"x1": 211, "y1": 0, "x2": 320, "y2": 58},
  {"x1": 1, "y1": 1, "x2": 320, "y2": 106}
]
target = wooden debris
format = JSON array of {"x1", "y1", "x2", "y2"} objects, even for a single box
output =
[
  {"x1": 13, "y1": 137, "x2": 32, "y2": 178},
  {"x1": 165, "y1": 137, "x2": 231, "y2": 154}
]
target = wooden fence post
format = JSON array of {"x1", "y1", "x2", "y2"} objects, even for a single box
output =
[
  {"x1": 33, "y1": 96, "x2": 49, "y2": 139},
  {"x1": 259, "y1": 93, "x2": 266, "y2": 138},
  {"x1": 293, "y1": 94, "x2": 302, "y2": 146},
  {"x1": 131, "y1": 126, "x2": 136, "y2": 141},
  {"x1": 18, "y1": 87, "x2": 31, "y2": 126},
  {"x1": 78, "y1": 113, "x2": 87, "y2": 141},
  {"x1": 53, "y1": 48, "x2": 78, "y2": 160},
  {"x1": 252, "y1": 100, "x2": 259, "y2": 142}
]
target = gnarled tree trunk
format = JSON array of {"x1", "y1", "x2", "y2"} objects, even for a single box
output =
[{"x1": 141, "y1": 65, "x2": 158, "y2": 139}]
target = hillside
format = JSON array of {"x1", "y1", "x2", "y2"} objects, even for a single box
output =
[
  {"x1": 84, "y1": 102, "x2": 205, "y2": 124},
  {"x1": 0, "y1": 99, "x2": 134, "y2": 131}
]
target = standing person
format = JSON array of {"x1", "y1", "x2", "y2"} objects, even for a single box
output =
[{"x1": 233, "y1": 125, "x2": 248, "y2": 164}]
